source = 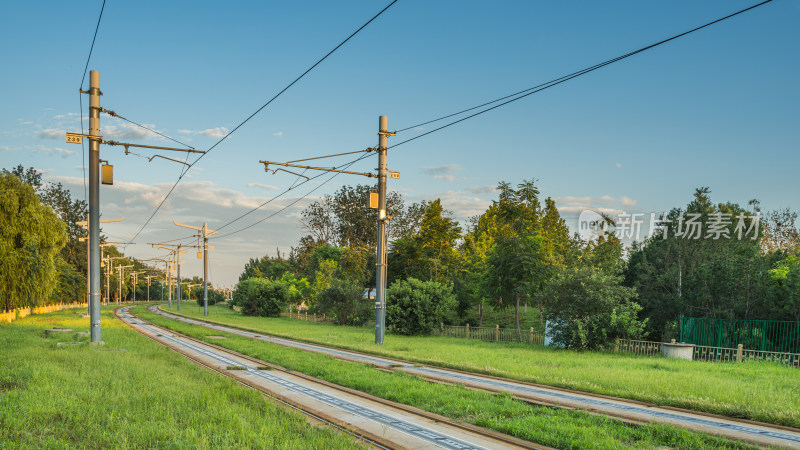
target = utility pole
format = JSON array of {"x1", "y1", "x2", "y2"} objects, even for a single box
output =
[
  {"x1": 116, "y1": 265, "x2": 133, "y2": 303},
  {"x1": 130, "y1": 271, "x2": 144, "y2": 304},
  {"x1": 258, "y1": 115, "x2": 396, "y2": 345},
  {"x1": 152, "y1": 244, "x2": 187, "y2": 310},
  {"x1": 174, "y1": 220, "x2": 217, "y2": 316},
  {"x1": 76, "y1": 218, "x2": 124, "y2": 313},
  {"x1": 145, "y1": 275, "x2": 157, "y2": 302},
  {"x1": 375, "y1": 115, "x2": 389, "y2": 345},
  {"x1": 87, "y1": 70, "x2": 101, "y2": 342}
]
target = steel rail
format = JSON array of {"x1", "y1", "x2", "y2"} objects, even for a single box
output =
[
  {"x1": 149, "y1": 305, "x2": 800, "y2": 448},
  {"x1": 119, "y1": 306, "x2": 548, "y2": 450}
]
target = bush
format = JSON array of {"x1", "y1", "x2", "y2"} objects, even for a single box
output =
[
  {"x1": 232, "y1": 277, "x2": 291, "y2": 317},
  {"x1": 540, "y1": 265, "x2": 646, "y2": 350},
  {"x1": 193, "y1": 286, "x2": 225, "y2": 307},
  {"x1": 387, "y1": 278, "x2": 456, "y2": 335},
  {"x1": 315, "y1": 278, "x2": 370, "y2": 325}
]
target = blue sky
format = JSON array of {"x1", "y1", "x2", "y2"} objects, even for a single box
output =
[{"x1": 1, "y1": 1, "x2": 797, "y2": 286}]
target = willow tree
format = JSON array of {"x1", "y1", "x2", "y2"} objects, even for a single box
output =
[{"x1": 0, "y1": 173, "x2": 66, "y2": 310}]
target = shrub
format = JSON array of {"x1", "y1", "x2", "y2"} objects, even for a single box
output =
[
  {"x1": 233, "y1": 277, "x2": 291, "y2": 317},
  {"x1": 193, "y1": 286, "x2": 225, "y2": 307},
  {"x1": 387, "y1": 278, "x2": 456, "y2": 335},
  {"x1": 315, "y1": 278, "x2": 370, "y2": 325},
  {"x1": 540, "y1": 265, "x2": 646, "y2": 350}
]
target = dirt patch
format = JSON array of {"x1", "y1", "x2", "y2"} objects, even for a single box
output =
[{"x1": 0, "y1": 380, "x2": 21, "y2": 392}]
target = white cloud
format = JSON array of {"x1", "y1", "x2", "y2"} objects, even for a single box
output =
[
  {"x1": 247, "y1": 182, "x2": 278, "y2": 190},
  {"x1": 31, "y1": 145, "x2": 77, "y2": 157},
  {"x1": 466, "y1": 185, "x2": 497, "y2": 195},
  {"x1": 38, "y1": 128, "x2": 64, "y2": 139},
  {"x1": 102, "y1": 122, "x2": 157, "y2": 141},
  {"x1": 621, "y1": 196, "x2": 637, "y2": 207},
  {"x1": 273, "y1": 131, "x2": 283, "y2": 137},
  {"x1": 421, "y1": 164, "x2": 460, "y2": 176},
  {"x1": 177, "y1": 129, "x2": 192, "y2": 135},
  {"x1": 616, "y1": 162, "x2": 622, "y2": 168},
  {"x1": 422, "y1": 190, "x2": 490, "y2": 222},
  {"x1": 422, "y1": 164, "x2": 461, "y2": 182},
  {"x1": 198, "y1": 127, "x2": 229, "y2": 138}
]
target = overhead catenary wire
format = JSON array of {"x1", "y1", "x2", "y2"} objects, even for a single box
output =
[
  {"x1": 208, "y1": 0, "x2": 776, "y2": 239},
  {"x1": 212, "y1": 152, "x2": 372, "y2": 240},
  {"x1": 127, "y1": 0, "x2": 398, "y2": 244},
  {"x1": 103, "y1": 110, "x2": 196, "y2": 150},
  {"x1": 136, "y1": 1, "x2": 772, "y2": 257},
  {"x1": 78, "y1": 0, "x2": 107, "y2": 203},
  {"x1": 392, "y1": 0, "x2": 773, "y2": 148}
]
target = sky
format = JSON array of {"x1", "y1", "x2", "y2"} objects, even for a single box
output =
[{"x1": 1, "y1": 1, "x2": 798, "y2": 287}]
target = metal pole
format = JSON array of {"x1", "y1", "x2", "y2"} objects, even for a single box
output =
[
  {"x1": 105, "y1": 258, "x2": 110, "y2": 306},
  {"x1": 167, "y1": 259, "x2": 172, "y2": 308},
  {"x1": 374, "y1": 115, "x2": 388, "y2": 345},
  {"x1": 203, "y1": 223, "x2": 209, "y2": 317},
  {"x1": 117, "y1": 267, "x2": 122, "y2": 303},
  {"x1": 132, "y1": 273, "x2": 136, "y2": 305},
  {"x1": 86, "y1": 217, "x2": 90, "y2": 314},
  {"x1": 88, "y1": 71, "x2": 101, "y2": 343},
  {"x1": 177, "y1": 244, "x2": 182, "y2": 311}
]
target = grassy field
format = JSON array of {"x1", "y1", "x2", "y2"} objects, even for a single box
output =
[
  {"x1": 137, "y1": 306, "x2": 763, "y2": 449},
  {"x1": 0, "y1": 306, "x2": 366, "y2": 449},
  {"x1": 159, "y1": 304, "x2": 800, "y2": 429}
]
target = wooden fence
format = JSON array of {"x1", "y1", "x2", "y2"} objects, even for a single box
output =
[
  {"x1": 281, "y1": 311, "x2": 331, "y2": 323},
  {"x1": 434, "y1": 324, "x2": 545, "y2": 346},
  {"x1": 616, "y1": 338, "x2": 800, "y2": 368},
  {"x1": 0, "y1": 302, "x2": 88, "y2": 324}
]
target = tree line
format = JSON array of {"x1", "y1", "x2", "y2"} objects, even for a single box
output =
[
  {"x1": 1, "y1": 164, "x2": 226, "y2": 310},
  {"x1": 232, "y1": 182, "x2": 799, "y2": 349}
]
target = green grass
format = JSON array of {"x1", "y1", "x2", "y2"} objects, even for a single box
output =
[
  {"x1": 0, "y1": 306, "x2": 366, "y2": 449},
  {"x1": 158, "y1": 304, "x2": 800, "y2": 429},
  {"x1": 138, "y1": 306, "x2": 761, "y2": 449}
]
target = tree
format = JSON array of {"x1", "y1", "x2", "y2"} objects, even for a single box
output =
[
  {"x1": 624, "y1": 188, "x2": 772, "y2": 340},
  {"x1": 0, "y1": 173, "x2": 67, "y2": 310},
  {"x1": 387, "y1": 278, "x2": 457, "y2": 335},
  {"x1": 315, "y1": 278, "x2": 369, "y2": 325},
  {"x1": 238, "y1": 251, "x2": 292, "y2": 282},
  {"x1": 483, "y1": 180, "x2": 549, "y2": 334},
  {"x1": 540, "y1": 265, "x2": 645, "y2": 350},
  {"x1": 770, "y1": 255, "x2": 800, "y2": 322},
  {"x1": 484, "y1": 234, "x2": 548, "y2": 334},
  {"x1": 388, "y1": 199, "x2": 461, "y2": 284},
  {"x1": 234, "y1": 277, "x2": 291, "y2": 317}
]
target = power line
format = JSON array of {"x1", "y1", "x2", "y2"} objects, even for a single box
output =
[
  {"x1": 212, "y1": 153, "x2": 370, "y2": 240},
  {"x1": 393, "y1": 0, "x2": 773, "y2": 147},
  {"x1": 78, "y1": 0, "x2": 107, "y2": 203},
  {"x1": 127, "y1": 0, "x2": 398, "y2": 244},
  {"x1": 105, "y1": 110, "x2": 195, "y2": 150}
]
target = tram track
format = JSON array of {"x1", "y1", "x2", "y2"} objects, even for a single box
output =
[
  {"x1": 146, "y1": 305, "x2": 800, "y2": 449},
  {"x1": 117, "y1": 306, "x2": 549, "y2": 450}
]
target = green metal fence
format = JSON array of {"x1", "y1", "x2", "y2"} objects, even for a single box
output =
[{"x1": 680, "y1": 318, "x2": 800, "y2": 353}]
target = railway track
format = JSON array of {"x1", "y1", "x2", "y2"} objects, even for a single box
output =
[
  {"x1": 147, "y1": 305, "x2": 800, "y2": 449},
  {"x1": 117, "y1": 306, "x2": 549, "y2": 450}
]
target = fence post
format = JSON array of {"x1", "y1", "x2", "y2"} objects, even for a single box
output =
[
  {"x1": 305, "y1": 311, "x2": 308, "y2": 321},
  {"x1": 495, "y1": 324, "x2": 499, "y2": 342},
  {"x1": 615, "y1": 337, "x2": 620, "y2": 353},
  {"x1": 736, "y1": 343, "x2": 743, "y2": 362},
  {"x1": 314, "y1": 313, "x2": 316, "y2": 322},
  {"x1": 466, "y1": 323, "x2": 470, "y2": 339},
  {"x1": 441, "y1": 322, "x2": 444, "y2": 333},
  {"x1": 529, "y1": 327, "x2": 534, "y2": 344}
]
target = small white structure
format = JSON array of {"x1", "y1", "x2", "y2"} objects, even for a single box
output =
[{"x1": 662, "y1": 342, "x2": 695, "y2": 360}]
